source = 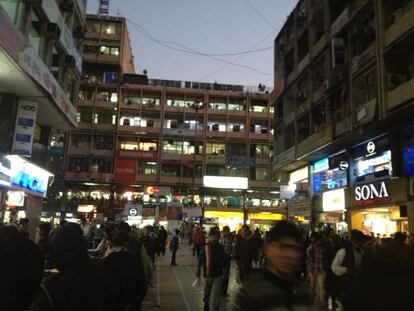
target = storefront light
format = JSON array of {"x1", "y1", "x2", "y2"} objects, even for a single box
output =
[
  {"x1": 322, "y1": 189, "x2": 345, "y2": 212},
  {"x1": 289, "y1": 167, "x2": 308, "y2": 184}
]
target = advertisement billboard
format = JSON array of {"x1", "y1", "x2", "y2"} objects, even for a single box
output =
[
  {"x1": 114, "y1": 158, "x2": 136, "y2": 183},
  {"x1": 11, "y1": 101, "x2": 38, "y2": 157}
]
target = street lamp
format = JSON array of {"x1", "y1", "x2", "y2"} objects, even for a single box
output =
[{"x1": 187, "y1": 101, "x2": 205, "y2": 225}]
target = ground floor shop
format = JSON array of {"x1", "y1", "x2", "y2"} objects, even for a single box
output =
[{"x1": 346, "y1": 177, "x2": 413, "y2": 236}]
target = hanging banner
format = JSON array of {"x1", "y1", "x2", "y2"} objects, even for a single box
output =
[{"x1": 11, "y1": 101, "x2": 38, "y2": 157}]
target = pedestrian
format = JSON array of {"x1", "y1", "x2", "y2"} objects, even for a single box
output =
[
  {"x1": 221, "y1": 225, "x2": 233, "y2": 298},
  {"x1": 234, "y1": 224, "x2": 254, "y2": 281},
  {"x1": 32, "y1": 223, "x2": 114, "y2": 311},
  {"x1": 307, "y1": 232, "x2": 327, "y2": 308},
  {"x1": 37, "y1": 222, "x2": 54, "y2": 269},
  {"x1": 230, "y1": 221, "x2": 309, "y2": 310},
  {"x1": 197, "y1": 229, "x2": 225, "y2": 311},
  {"x1": 251, "y1": 228, "x2": 263, "y2": 268},
  {"x1": 158, "y1": 225, "x2": 168, "y2": 256},
  {"x1": 0, "y1": 225, "x2": 43, "y2": 311},
  {"x1": 18, "y1": 218, "x2": 30, "y2": 238},
  {"x1": 170, "y1": 229, "x2": 180, "y2": 265},
  {"x1": 141, "y1": 226, "x2": 156, "y2": 267},
  {"x1": 102, "y1": 229, "x2": 147, "y2": 311},
  {"x1": 193, "y1": 226, "x2": 205, "y2": 258}
]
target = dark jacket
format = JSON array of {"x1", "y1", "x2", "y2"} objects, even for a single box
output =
[
  {"x1": 234, "y1": 236, "x2": 254, "y2": 265},
  {"x1": 102, "y1": 250, "x2": 147, "y2": 311},
  {"x1": 230, "y1": 268, "x2": 309, "y2": 311},
  {"x1": 33, "y1": 223, "x2": 114, "y2": 311},
  {"x1": 197, "y1": 241, "x2": 225, "y2": 278},
  {"x1": 170, "y1": 234, "x2": 179, "y2": 251},
  {"x1": 158, "y1": 228, "x2": 168, "y2": 242}
]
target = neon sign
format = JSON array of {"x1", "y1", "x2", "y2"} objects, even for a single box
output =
[{"x1": 8, "y1": 155, "x2": 53, "y2": 197}]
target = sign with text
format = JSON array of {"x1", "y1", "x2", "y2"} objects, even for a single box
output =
[
  {"x1": 114, "y1": 158, "x2": 136, "y2": 183},
  {"x1": 12, "y1": 101, "x2": 38, "y2": 157},
  {"x1": 116, "y1": 149, "x2": 157, "y2": 159},
  {"x1": 354, "y1": 181, "x2": 390, "y2": 206}
]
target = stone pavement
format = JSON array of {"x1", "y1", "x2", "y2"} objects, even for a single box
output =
[{"x1": 142, "y1": 242, "x2": 239, "y2": 311}]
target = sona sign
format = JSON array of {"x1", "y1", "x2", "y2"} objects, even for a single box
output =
[
  {"x1": 8, "y1": 155, "x2": 53, "y2": 197},
  {"x1": 355, "y1": 181, "x2": 390, "y2": 204}
]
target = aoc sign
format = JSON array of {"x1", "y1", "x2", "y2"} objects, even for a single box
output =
[{"x1": 354, "y1": 181, "x2": 390, "y2": 205}]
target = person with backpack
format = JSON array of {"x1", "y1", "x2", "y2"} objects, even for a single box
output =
[{"x1": 170, "y1": 229, "x2": 180, "y2": 266}]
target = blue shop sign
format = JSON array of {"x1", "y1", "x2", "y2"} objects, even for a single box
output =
[{"x1": 12, "y1": 170, "x2": 46, "y2": 193}]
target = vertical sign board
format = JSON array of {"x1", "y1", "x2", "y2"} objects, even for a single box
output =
[{"x1": 12, "y1": 101, "x2": 38, "y2": 157}]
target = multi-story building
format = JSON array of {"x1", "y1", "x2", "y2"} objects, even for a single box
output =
[
  {"x1": 63, "y1": 14, "x2": 279, "y2": 230},
  {"x1": 272, "y1": 0, "x2": 414, "y2": 235},
  {"x1": 0, "y1": 0, "x2": 86, "y2": 237}
]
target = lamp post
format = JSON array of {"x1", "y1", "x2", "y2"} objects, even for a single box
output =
[{"x1": 187, "y1": 101, "x2": 205, "y2": 225}]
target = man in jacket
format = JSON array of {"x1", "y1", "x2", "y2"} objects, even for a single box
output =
[
  {"x1": 102, "y1": 229, "x2": 147, "y2": 311},
  {"x1": 158, "y1": 226, "x2": 168, "y2": 256},
  {"x1": 197, "y1": 229, "x2": 225, "y2": 311},
  {"x1": 221, "y1": 226, "x2": 233, "y2": 298},
  {"x1": 33, "y1": 223, "x2": 114, "y2": 311},
  {"x1": 170, "y1": 229, "x2": 180, "y2": 266},
  {"x1": 234, "y1": 225, "x2": 254, "y2": 281},
  {"x1": 231, "y1": 221, "x2": 309, "y2": 311}
]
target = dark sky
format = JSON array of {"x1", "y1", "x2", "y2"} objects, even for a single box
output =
[{"x1": 88, "y1": 0, "x2": 297, "y2": 88}]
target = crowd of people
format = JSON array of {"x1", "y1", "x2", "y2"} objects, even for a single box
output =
[{"x1": 1, "y1": 217, "x2": 414, "y2": 311}]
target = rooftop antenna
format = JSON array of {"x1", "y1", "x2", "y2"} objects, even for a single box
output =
[{"x1": 98, "y1": 0, "x2": 109, "y2": 16}]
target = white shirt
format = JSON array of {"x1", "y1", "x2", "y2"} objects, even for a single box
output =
[{"x1": 331, "y1": 248, "x2": 348, "y2": 276}]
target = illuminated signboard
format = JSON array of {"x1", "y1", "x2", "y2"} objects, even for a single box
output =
[
  {"x1": 354, "y1": 181, "x2": 390, "y2": 205},
  {"x1": 289, "y1": 167, "x2": 308, "y2": 184},
  {"x1": 203, "y1": 176, "x2": 248, "y2": 190},
  {"x1": 8, "y1": 155, "x2": 53, "y2": 197},
  {"x1": 204, "y1": 211, "x2": 244, "y2": 219},
  {"x1": 248, "y1": 213, "x2": 285, "y2": 221},
  {"x1": 145, "y1": 186, "x2": 160, "y2": 195},
  {"x1": 322, "y1": 189, "x2": 345, "y2": 212},
  {"x1": 313, "y1": 158, "x2": 329, "y2": 173},
  {"x1": 6, "y1": 191, "x2": 25, "y2": 206},
  {"x1": 77, "y1": 204, "x2": 95, "y2": 213}
]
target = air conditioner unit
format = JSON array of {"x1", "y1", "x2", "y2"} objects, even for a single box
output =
[
  {"x1": 64, "y1": 55, "x2": 76, "y2": 69},
  {"x1": 46, "y1": 23, "x2": 61, "y2": 39},
  {"x1": 387, "y1": 74, "x2": 407, "y2": 90}
]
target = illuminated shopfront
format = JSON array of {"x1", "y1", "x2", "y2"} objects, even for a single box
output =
[
  {"x1": 346, "y1": 178, "x2": 409, "y2": 236},
  {"x1": 204, "y1": 210, "x2": 244, "y2": 231}
]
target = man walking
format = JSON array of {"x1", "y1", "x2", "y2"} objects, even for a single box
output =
[
  {"x1": 170, "y1": 229, "x2": 180, "y2": 266},
  {"x1": 197, "y1": 229, "x2": 225, "y2": 311},
  {"x1": 158, "y1": 226, "x2": 168, "y2": 256},
  {"x1": 221, "y1": 226, "x2": 233, "y2": 298}
]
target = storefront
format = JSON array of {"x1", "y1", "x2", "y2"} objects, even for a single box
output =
[
  {"x1": 203, "y1": 209, "x2": 244, "y2": 232},
  {"x1": 346, "y1": 178, "x2": 410, "y2": 236},
  {"x1": 248, "y1": 211, "x2": 285, "y2": 231},
  {"x1": 322, "y1": 188, "x2": 347, "y2": 233}
]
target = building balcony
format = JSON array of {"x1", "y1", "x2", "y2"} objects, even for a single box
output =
[
  {"x1": 181, "y1": 177, "x2": 203, "y2": 185},
  {"x1": 249, "y1": 132, "x2": 272, "y2": 141},
  {"x1": 311, "y1": 35, "x2": 326, "y2": 59},
  {"x1": 162, "y1": 128, "x2": 203, "y2": 137},
  {"x1": 249, "y1": 111, "x2": 271, "y2": 119},
  {"x1": 249, "y1": 180, "x2": 270, "y2": 189},
  {"x1": 227, "y1": 110, "x2": 247, "y2": 117},
  {"x1": 94, "y1": 100, "x2": 117, "y2": 109},
  {"x1": 119, "y1": 103, "x2": 161, "y2": 111},
  {"x1": 82, "y1": 53, "x2": 120, "y2": 64},
  {"x1": 182, "y1": 154, "x2": 204, "y2": 162},
  {"x1": 207, "y1": 108, "x2": 227, "y2": 115},
  {"x1": 164, "y1": 105, "x2": 186, "y2": 113},
  {"x1": 335, "y1": 116, "x2": 352, "y2": 137},
  {"x1": 205, "y1": 154, "x2": 226, "y2": 165},
  {"x1": 84, "y1": 32, "x2": 122, "y2": 42},
  {"x1": 78, "y1": 122, "x2": 93, "y2": 130},
  {"x1": 387, "y1": 77, "x2": 414, "y2": 111},
  {"x1": 159, "y1": 175, "x2": 181, "y2": 184},
  {"x1": 118, "y1": 125, "x2": 161, "y2": 134},
  {"x1": 227, "y1": 131, "x2": 247, "y2": 139},
  {"x1": 136, "y1": 174, "x2": 157, "y2": 183},
  {"x1": 384, "y1": 8, "x2": 414, "y2": 48},
  {"x1": 255, "y1": 157, "x2": 270, "y2": 165},
  {"x1": 206, "y1": 130, "x2": 227, "y2": 138},
  {"x1": 78, "y1": 99, "x2": 94, "y2": 107},
  {"x1": 67, "y1": 147, "x2": 113, "y2": 157},
  {"x1": 297, "y1": 123, "x2": 334, "y2": 158},
  {"x1": 93, "y1": 123, "x2": 116, "y2": 131}
]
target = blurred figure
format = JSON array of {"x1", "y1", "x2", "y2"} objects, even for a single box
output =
[
  {"x1": 37, "y1": 222, "x2": 54, "y2": 269},
  {"x1": 221, "y1": 225, "x2": 233, "y2": 298},
  {"x1": 346, "y1": 243, "x2": 414, "y2": 311},
  {"x1": 170, "y1": 229, "x2": 180, "y2": 266},
  {"x1": 307, "y1": 232, "x2": 327, "y2": 307},
  {"x1": 193, "y1": 226, "x2": 205, "y2": 257},
  {"x1": 197, "y1": 229, "x2": 225, "y2": 311},
  {"x1": 394, "y1": 231, "x2": 407, "y2": 246},
  {"x1": 234, "y1": 224, "x2": 254, "y2": 281},
  {"x1": 18, "y1": 218, "x2": 29, "y2": 238},
  {"x1": 251, "y1": 228, "x2": 263, "y2": 268},
  {"x1": 141, "y1": 227, "x2": 155, "y2": 266},
  {"x1": 231, "y1": 221, "x2": 309, "y2": 310},
  {"x1": 33, "y1": 223, "x2": 114, "y2": 311},
  {"x1": 157, "y1": 225, "x2": 168, "y2": 256},
  {"x1": 0, "y1": 226, "x2": 43, "y2": 311},
  {"x1": 102, "y1": 229, "x2": 147, "y2": 311}
]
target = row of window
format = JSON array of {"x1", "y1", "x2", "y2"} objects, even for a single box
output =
[
  {"x1": 67, "y1": 158, "x2": 270, "y2": 180},
  {"x1": 83, "y1": 44, "x2": 120, "y2": 56}
]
